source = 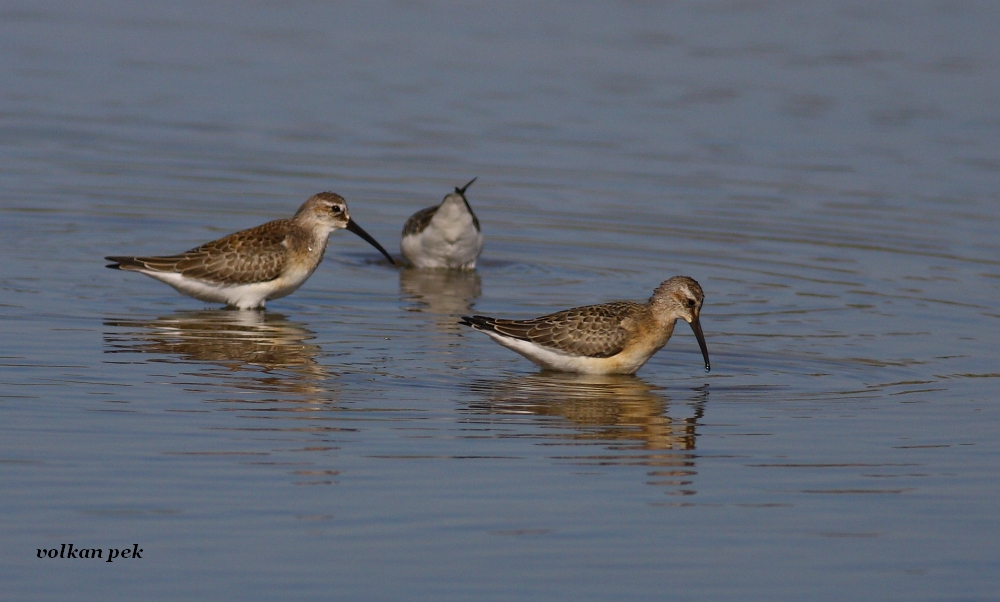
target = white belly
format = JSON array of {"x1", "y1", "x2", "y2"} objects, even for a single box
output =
[
  {"x1": 143, "y1": 267, "x2": 313, "y2": 310},
  {"x1": 482, "y1": 331, "x2": 661, "y2": 375},
  {"x1": 401, "y1": 206, "x2": 483, "y2": 269}
]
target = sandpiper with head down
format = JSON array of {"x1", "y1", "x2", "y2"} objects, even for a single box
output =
[
  {"x1": 106, "y1": 192, "x2": 396, "y2": 309},
  {"x1": 401, "y1": 178, "x2": 483, "y2": 269},
  {"x1": 460, "y1": 276, "x2": 711, "y2": 375}
]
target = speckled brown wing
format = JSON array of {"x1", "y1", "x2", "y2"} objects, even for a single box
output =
[
  {"x1": 401, "y1": 206, "x2": 438, "y2": 237},
  {"x1": 463, "y1": 302, "x2": 643, "y2": 358},
  {"x1": 107, "y1": 219, "x2": 293, "y2": 284}
]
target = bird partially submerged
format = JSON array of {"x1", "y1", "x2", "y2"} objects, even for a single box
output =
[{"x1": 401, "y1": 178, "x2": 483, "y2": 269}]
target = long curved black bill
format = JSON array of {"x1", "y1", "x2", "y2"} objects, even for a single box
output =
[
  {"x1": 456, "y1": 177, "x2": 477, "y2": 195},
  {"x1": 345, "y1": 219, "x2": 396, "y2": 266},
  {"x1": 689, "y1": 317, "x2": 711, "y2": 372}
]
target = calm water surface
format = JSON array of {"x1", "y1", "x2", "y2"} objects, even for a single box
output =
[{"x1": 2, "y1": 1, "x2": 999, "y2": 600}]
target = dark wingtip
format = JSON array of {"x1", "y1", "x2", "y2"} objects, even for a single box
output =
[
  {"x1": 455, "y1": 177, "x2": 478, "y2": 195},
  {"x1": 105, "y1": 263, "x2": 122, "y2": 270},
  {"x1": 460, "y1": 315, "x2": 493, "y2": 329}
]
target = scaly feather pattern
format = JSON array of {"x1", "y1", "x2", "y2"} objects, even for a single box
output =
[
  {"x1": 462, "y1": 301, "x2": 645, "y2": 358},
  {"x1": 106, "y1": 219, "x2": 305, "y2": 284},
  {"x1": 401, "y1": 206, "x2": 439, "y2": 238}
]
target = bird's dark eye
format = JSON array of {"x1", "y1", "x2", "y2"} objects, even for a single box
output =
[
  {"x1": 686, "y1": 299, "x2": 696, "y2": 308},
  {"x1": 330, "y1": 205, "x2": 343, "y2": 214}
]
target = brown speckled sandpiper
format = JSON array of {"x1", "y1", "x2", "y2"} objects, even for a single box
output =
[
  {"x1": 460, "y1": 276, "x2": 710, "y2": 375},
  {"x1": 106, "y1": 192, "x2": 395, "y2": 309}
]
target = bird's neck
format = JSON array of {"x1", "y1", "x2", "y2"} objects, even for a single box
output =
[
  {"x1": 288, "y1": 222, "x2": 331, "y2": 258},
  {"x1": 432, "y1": 199, "x2": 475, "y2": 239}
]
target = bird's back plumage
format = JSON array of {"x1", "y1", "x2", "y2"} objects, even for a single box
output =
[
  {"x1": 461, "y1": 301, "x2": 644, "y2": 359},
  {"x1": 106, "y1": 219, "x2": 302, "y2": 285},
  {"x1": 401, "y1": 206, "x2": 440, "y2": 238}
]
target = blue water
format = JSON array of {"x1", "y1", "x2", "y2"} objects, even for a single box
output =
[{"x1": 2, "y1": 1, "x2": 999, "y2": 600}]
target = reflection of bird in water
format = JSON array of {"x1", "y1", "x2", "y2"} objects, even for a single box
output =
[
  {"x1": 399, "y1": 268, "x2": 481, "y2": 334},
  {"x1": 104, "y1": 310, "x2": 328, "y2": 397},
  {"x1": 466, "y1": 374, "x2": 706, "y2": 452}
]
